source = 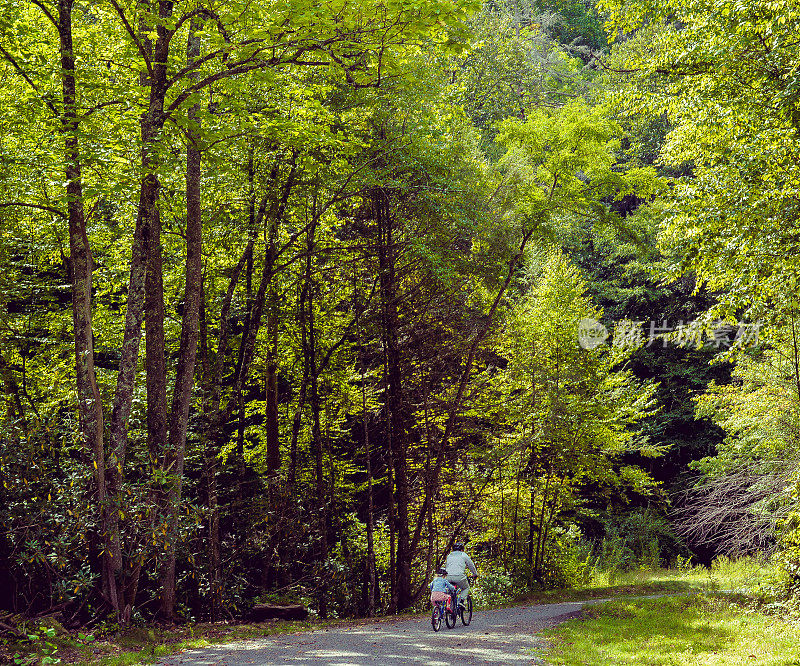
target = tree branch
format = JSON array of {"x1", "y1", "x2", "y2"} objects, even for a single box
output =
[
  {"x1": 107, "y1": 0, "x2": 154, "y2": 77},
  {"x1": 0, "y1": 43, "x2": 59, "y2": 116},
  {"x1": 81, "y1": 99, "x2": 124, "y2": 118},
  {"x1": 29, "y1": 0, "x2": 58, "y2": 28},
  {"x1": 0, "y1": 202, "x2": 66, "y2": 217}
]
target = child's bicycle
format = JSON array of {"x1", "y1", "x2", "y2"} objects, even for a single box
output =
[
  {"x1": 431, "y1": 595, "x2": 456, "y2": 631},
  {"x1": 431, "y1": 575, "x2": 476, "y2": 631}
]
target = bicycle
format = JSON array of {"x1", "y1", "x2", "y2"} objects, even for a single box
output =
[
  {"x1": 454, "y1": 575, "x2": 475, "y2": 626},
  {"x1": 431, "y1": 595, "x2": 456, "y2": 631}
]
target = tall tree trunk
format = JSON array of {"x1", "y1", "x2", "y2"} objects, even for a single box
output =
[
  {"x1": 58, "y1": 0, "x2": 118, "y2": 614},
  {"x1": 528, "y1": 483, "x2": 536, "y2": 573},
  {"x1": 145, "y1": 199, "x2": 167, "y2": 462},
  {"x1": 360, "y1": 314, "x2": 377, "y2": 616},
  {"x1": 499, "y1": 460, "x2": 505, "y2": 565},
  {"x1": 375, "y1": 189, "x2": 412, "y2": 611},
  {"x1": 363, "y1": 406, "x2": 378, "y2": 614},
  {"x1": 387, "y1": 453, "x2": 397, "y2": 613},
  {"x1": 158, "y1": 18, "x2": 204, "y2": 621},
  {"x1": 265, "y1": 215, "x2": 280, "y2": 474},
  {"x1": 101, "y1": 0, "x2": 174, "y2": 623},
  {"x1": 304, "y1": 219, "x2": 329, "y2": 619},
  {"x1": 199, "y1": 278, "x2": 223, "y2": 620},
  {"x1": 104, "y1": 1, "x2": 164, "y2": 625},
  {"x1": 140, "y1": 0, "x2": 172, "y2": 470},
  {"x1": 288, "y1": 280, "x2": 309, "y2": 492},
  {"x1": 513, "y1": 467, "x2": 521, "y2": 560}
]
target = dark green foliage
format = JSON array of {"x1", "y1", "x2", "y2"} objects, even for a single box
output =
[
  {"x1": 561, "y1": 221, "x2": 732, "y2": 492},
  {"x1": 535, "y1": 0, "x2": 607, "y2": 52}
]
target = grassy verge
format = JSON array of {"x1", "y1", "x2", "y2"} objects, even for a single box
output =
[
  {"x1": 540, "y1": 593, "x2": 800, "y2": 665},
  {"x1": 1, "y1": 609, "x2": 426, "y2": 666},
  {"x1": 614, "y1": 556, "x2": 786, "y2": 593},
  {"x1": 2, "y1": 620, "x2": 317, "y2": 666},
  {"x1": 517, "y1": 578, "x2": 700, "y2": 606}
]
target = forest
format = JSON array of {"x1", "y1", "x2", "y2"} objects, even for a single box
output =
[{"x1": 1, "y1": 0, "x2": 799, "y2": 634}]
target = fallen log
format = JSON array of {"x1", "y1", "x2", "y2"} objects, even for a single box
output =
[
  {"x1": 246, "y1": 604, "x2": 308, "y2": 622},
  {"x1": 0, "y1": 620, "x2": 25, "y2": 637}
]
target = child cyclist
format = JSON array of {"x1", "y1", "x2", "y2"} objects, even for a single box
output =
[{"x1": 429, "y1": 567, "x2": 457, "y2": 607}]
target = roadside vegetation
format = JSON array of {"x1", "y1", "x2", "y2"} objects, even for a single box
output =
[
  {"x1": 543, "y1": 594, "x2": 800, "y2": 666},
  {"x1": 542, "y1": 557, "x2": 800, "y2": 665}
]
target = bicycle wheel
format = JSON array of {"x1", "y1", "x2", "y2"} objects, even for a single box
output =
[
  {"x1": 445, "y1": 600, "x2": 456, "y2": 628},
  {"x1": 460, "y1": 595, "x2": 472, "y2": 626},
  {"x1": 431, "y1": 605, "x2": 442, "y2": 631}
]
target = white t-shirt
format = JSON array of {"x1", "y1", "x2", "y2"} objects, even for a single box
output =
[{"x1": 445, "y1": 550, "x2": 477, "y2": 578}]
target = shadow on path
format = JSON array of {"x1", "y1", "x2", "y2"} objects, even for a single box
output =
[{"x1": 157, "y1": 602, "x2": 589, "y2": 665}]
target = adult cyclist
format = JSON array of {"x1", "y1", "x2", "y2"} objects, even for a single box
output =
[{"x1": 445, "y1": 541, "x2": 478, "y2": 611}]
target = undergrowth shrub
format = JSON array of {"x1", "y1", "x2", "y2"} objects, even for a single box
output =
[{"x1": 471, "y1": 566, "x2": 516, "y2": 607}]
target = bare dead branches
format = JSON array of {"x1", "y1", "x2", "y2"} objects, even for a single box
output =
[{"x1": 674, "y1": 458, "x2": 800, "y2": 557}]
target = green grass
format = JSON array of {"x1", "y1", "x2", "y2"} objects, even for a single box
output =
[
  {"x1": 541, "y1": 594, "x2": 800, "y2": 665},
  {"x1": 518, "y1": 578, "x2": 700, "y2": 605},
  {"x1": 2, "y1": 619, "x2": 319, "y2": 666},
  {"x1": 581, "y1": 555, "x2": 785, "y2": 593}
]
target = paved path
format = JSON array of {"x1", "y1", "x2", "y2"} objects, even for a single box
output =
[{"x1": 157, "y1": 601, "x2": 596, "y2": 666}]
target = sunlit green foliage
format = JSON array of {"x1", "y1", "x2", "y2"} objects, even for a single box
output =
[{"x1": 0, "y1": 0, "x2": 712, "y2": 627}]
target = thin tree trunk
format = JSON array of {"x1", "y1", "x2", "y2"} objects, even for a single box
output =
[
  {"x1": 538, "y1": 479, "x2": 563, "y2": 574},
  {"x1": 534, "y1": 469, "x2": 552, "y2": 577},
  {"x1": 421, "y1": 370, "x2": 435, "y2": 588},
  {"x1": 304, "y1": 218, "x2": 329, "y2": 619},
  {"x1": 158, "y1": 18, "x2": 204, "y2": 621},
  {"x1": 58, "y1": 0, "x2": 118, "y2": 614},
  {"x1": 528, "y1": 482, "x2": 537, "y2": 573},
  {"x1": 227, "y1": 160, "x2": 297, "y2": 427},
  {"x1": 288, "y1": 282, "x2": 309, "y2": 492},
  {"x1": 264, "y1": 215, "x2": 280, "y2": 474},
  {"x1": 375, "y1": 189, "x2": 412, "y2": 611},
  {"x1": 409, "y1": 228, "x2": 537, "y2": 562},
  {"x1": 387, "y1": 455, "x2": 397, "y2": 613},
  {"x1": 360, "y1": 320, "x2": 377, "y2": 616},
  {"x1": 499, "y1": 460, "x2": 505, "y2": 565},
  {"x1": 200, "y1": 228, "x2": 253, "y2": 619},
  {"x1": 199, "y1": 278, "x2": 223, "y2": 620},
  {"x1": 513, "y1": 464, "x2": 521, "y2": 560}
]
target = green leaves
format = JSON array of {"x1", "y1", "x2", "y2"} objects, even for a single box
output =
[
  {"x1": 448, "y1": 7, "x2": 592, "y2": 144},
  {"x1": 494, "y1": 249, "x2": 658, "y2": 483},
  {"x1": 491, "y1": 100, "x2": 658, "y2": 241},
  {"x1": 600, "y1": 0, "x2": 800, "y2": 328}
]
